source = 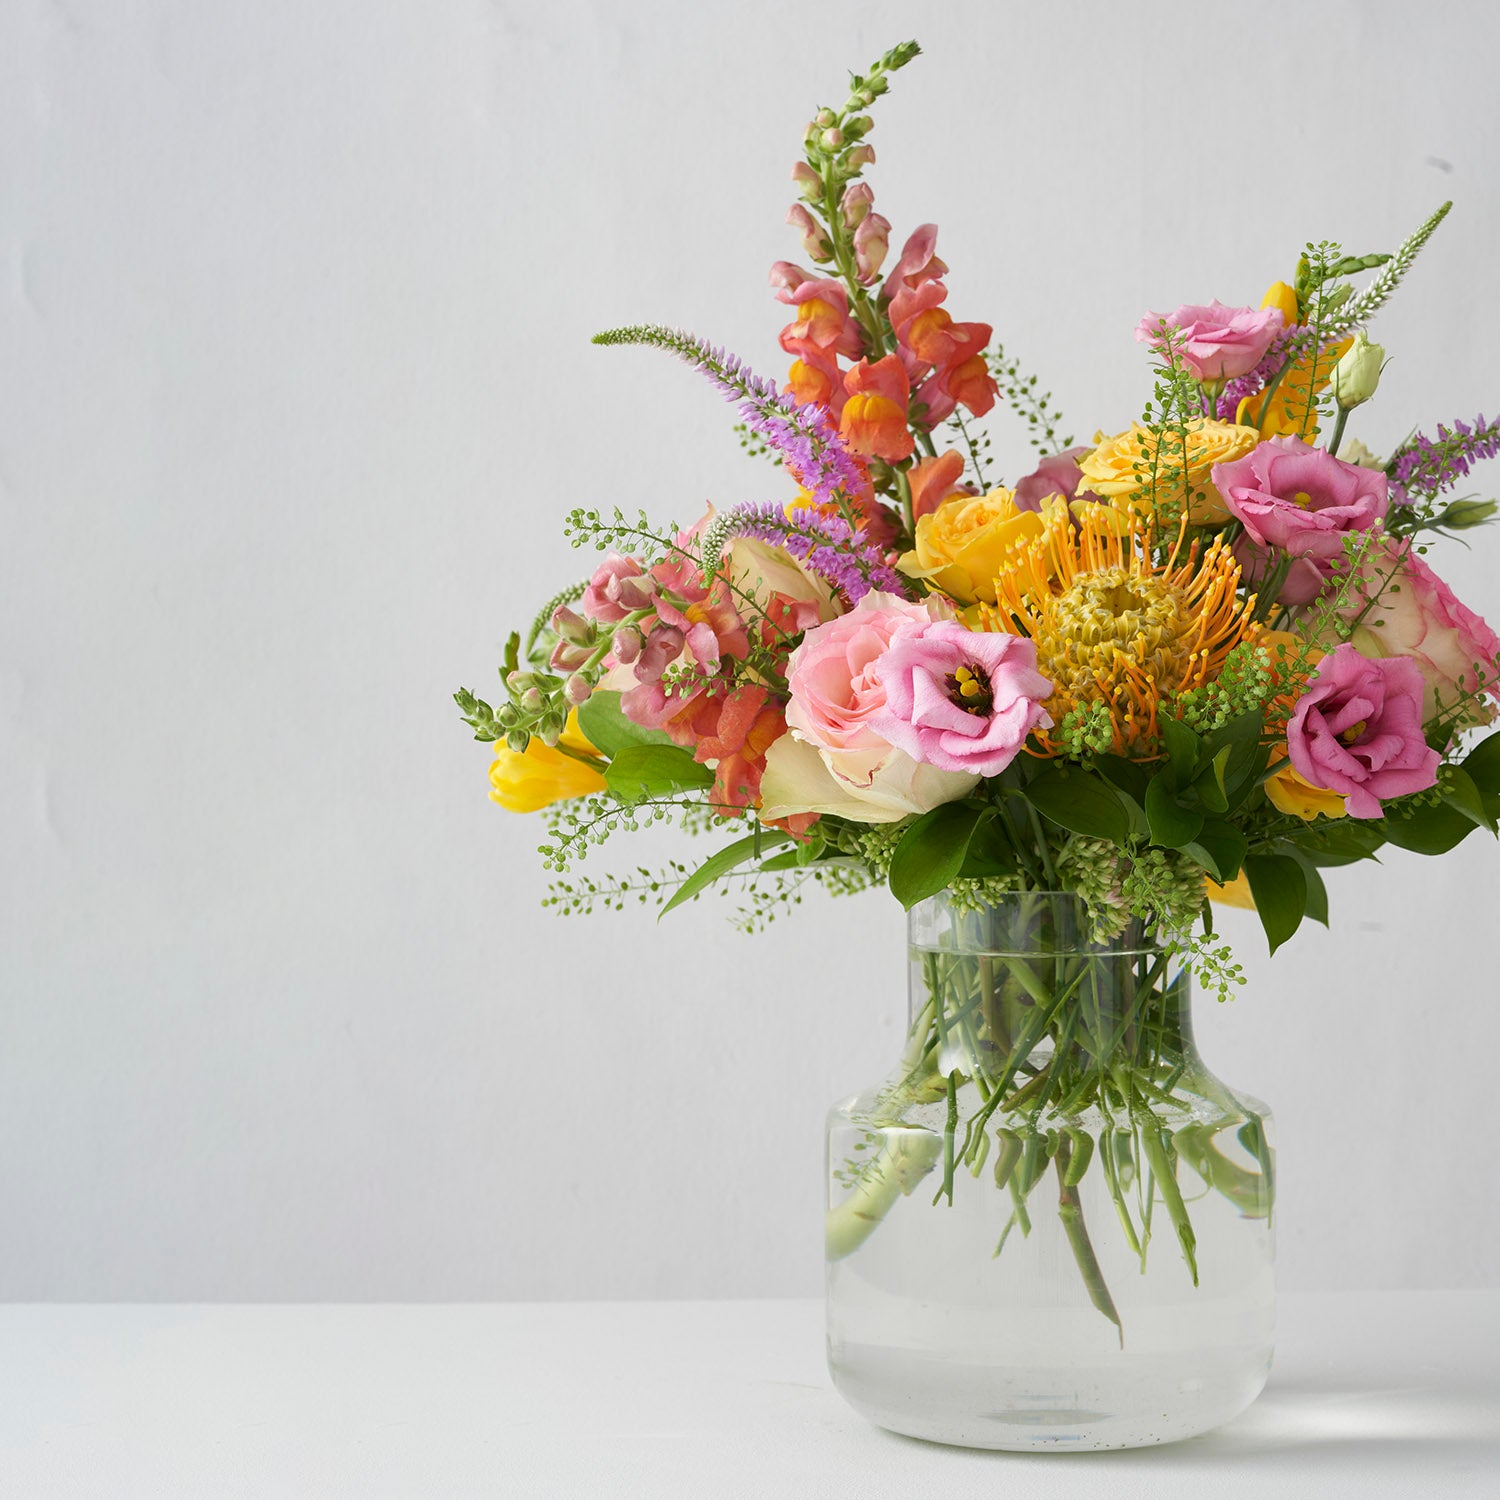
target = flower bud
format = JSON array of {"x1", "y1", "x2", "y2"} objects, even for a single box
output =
[
  {"x1": 564, "y1": 673, "x2": 593, "y2": 707},
  {"x1": 550, "y1": 638, "x2": 592, "y2": 673},
  {"x1": 505, "y1": 729, "x2": 530, "y2": 754},
  {"x1": 814, "y1": 108, "x2": 836, "y2": 128},
  {"x1": 820, "y1": 127, "x2": 844, "y2": 151},
  {"x1": 847, "y1": 115, "x2": 873, "y2": 137},
  {"x1": 551, "y1": 604, "x2": 593, "y2": 645},
  {"x1": 853, "y1": 211, "x2": 891, "y2": 284},
  {"x1": 1332, "y1": 330, "x2": 1385, "y2": 410},
  {"x1": 790, "y1": 161, "x2": 821, "y2": 202},
  {"x1": 496, "y1": 703, "x2": 520, "y2": 729},
  {"x1": 612, "y1": 625, "x2": 643, "y2": 663},
  {"x1": 840, "y1": 181, "x2": 873, "y2": 229},
  {"x1": 506, "y1": 670, "x2": 537, "y2": 694},
  {"x1": 613, "y1": 574, "x2": 657, "y2": 610},
  {"x1": 520, "y1": 687, "x2": 544, "y2": 712},
  {"x1": 786, "y1": 204, "x2": 832, "y2": 263},
  {"x1": 844, "y1": 144, "x2": 875, "y2": 170},
  {"x1": 537, "y1": 715, "x2": 564, "y2": 748}
]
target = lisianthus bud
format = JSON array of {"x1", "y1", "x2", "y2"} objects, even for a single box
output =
[
  {"x1": 790, "y1": 161, "x2": 821, "y2": 202},
  {"x1": 612, "y1": 625, "x2": 643, "y2": 663},
  {"x1": 564, "y1": 673, "x2": 592, "y2": 707},
  {"x1": 853, "y1": 211, "x2": 891, "y2": 284},
  {"x1": 1333, "y1": 331, "x2": 1386, "y2": 410},
  {"x1": 845, "y1": 144, "x2": 875, "y2": 170},
  {"x1": 841, "y1": 181, "x2": 873, "y2": 229},
  {"x1": 787, "y1": 204, "x2": 833, "y2": 263},
  {"x1": 551, "y1": 604, "x2": 592, "y2": 645}
]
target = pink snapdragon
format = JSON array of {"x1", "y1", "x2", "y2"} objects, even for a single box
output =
[
  {"x1": 870, "y1": 621, "x2": 1052, "y2": 776},
  {"x1": 1136, "y1": 300, "x2": 1285, "y2": 383},
  {"x1": 1285, "y1": 644, "x2": 1439, "y2": 819}
]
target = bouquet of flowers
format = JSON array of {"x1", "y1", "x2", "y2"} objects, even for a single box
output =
[{"x1": 458, "y1": 42, "x2": 1500, "y2": 1325}]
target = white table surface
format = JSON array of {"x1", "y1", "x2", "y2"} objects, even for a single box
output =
[{"x1": 1, "y1": 1292, "x2": 1495, "y2": 1499}]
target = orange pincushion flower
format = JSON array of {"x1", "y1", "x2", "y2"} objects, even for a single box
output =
[
  {"x1": 839, "y1": 354, "x2": 914, "y2": 462},
  {"x1": 977, "y1": 509, "x2": 1261, "y2": 757}
]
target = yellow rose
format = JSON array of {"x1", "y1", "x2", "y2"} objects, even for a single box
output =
[
  {"x1": 1206, "y1": 872, "x2": 1256, "y2": 909},
  {"x1": 1076, "y1": 419, "x2": 1261, "y2": 524},
  {"x1": 488, "y1": 711, "x2": 607, "y2": 813},
  {"x1": 1264, "y1": 751, "x2": 1346, "y2": 822},
  {"x1": 897, "y1": 487, "x2": 1049, "y2": 605}
]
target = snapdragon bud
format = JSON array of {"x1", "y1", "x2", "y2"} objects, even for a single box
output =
[
  {"x1": 537, "y1": 714, "x2": 565, "y2": 748},
  {"x1": 844, "y1": 144, "x2": 875, "y2": 170},
  {"x1": 790, "y1": 161, "x2": 822, "y2": 202},
  {"x1": 549, "y1": 639, "x2": 593, "y2": 673},
  {"x1": 820, "y1": 127, "x2": 844, "y2": 151},
  {"x1": 505, "y1": 730, "x2": 530, "y2": 754},
  {"x1": 853, "y1": 211, "x2": 891, "y2": 284},
  {"x1": 564, "y1": 673, "x2": 592, "y2": 707},
  {"x1": 1333, "y1": 331, "x2": 1385, "y2": 410},
  {"x1": 612, "y1": 625, "x2": 643, "y2": 663},
  {"x1": 506, "y1": 670, "x2": 537, "y2": 694},
  {"x1": 520, "y1": 687, "x2": 544, "y2": 712},
  {"x1": 841, "y1": 181, "x2": 873, "y2": 229},
  {"x1": 551, "y1": 604, "x2": 592, "y2": 645},
  {"x1": 786, "y1": 204, "x2": 833, "y2": 263},
  {"x1": 846, "y1": 115, "x2": 873, "y2": 137},
  {"x1": 814, "y1": 108, "x2": 836, "y2": 128}
]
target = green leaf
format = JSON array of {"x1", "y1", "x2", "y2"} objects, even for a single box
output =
[
  {"x1": 1440, "y1": 766, "x2": 1497, "y2": 832},
  {"x1": 575, "y1": 690, "x2": 676, "y2": 758},
  {"x1": 1024, "y1": 769, "x2": 1131, "y2": 845},
  {"x1": 1145, "y1": 773, "x2": 1205, "y2": 849},
  {"x1": 1158, "y1": 713, "x2": 1202, "y2": 780},
  {"x1": 957, "y1": 816, "x2": 1017, "y2": 879},
  {"x1": 888, "y1": 802, "x2": 986, "y2": 910},
  {"x1": 658, "y1": 830, "x2": 791, "y2": 917},
  {"x1": 604, "y1": 744, "x2": 713, "y2": 803},
  {"x1": 1184, "y1": 820, "x2": 1248, "y2": 883},
  {"x1": 1207, "y1": 711, "x2": 1268, "y2": 803},
  {"x1": 1243, "y1": 854, "x2": 1308, "y2": 955},
  {"x1": 1462, "y1": 729, "x2": 1500, "y2": 795},
  {"x1": 1193, "y1": 748, "x2": 1231, "y2": 815},
  {"x1": 1290, "y1": 818, "x2": 1386, "y2": 867},
  {"x1": 1380, "y1": 798, "x2": 1480, "y2": 856},
  {"x1": 1300, "y1": 862, "x2": 1329, "y2": 926}
]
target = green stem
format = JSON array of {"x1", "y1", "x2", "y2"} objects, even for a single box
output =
[{"x1": 1056, "y1": 1136, "x2": 1124, "y2": 1345}]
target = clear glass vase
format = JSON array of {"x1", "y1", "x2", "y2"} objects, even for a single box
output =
[{"x1": 825, "y1": 892, "x2": 1275, "y2": 1451}]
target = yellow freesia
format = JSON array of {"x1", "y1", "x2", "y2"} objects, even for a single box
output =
[
  {"x1": 1264, "y1": 753, "x2": 1347, "y2": 822},
  {"x1": 1260, "y1": 280, "x2": 1299, "y2": 328},
  {"x1": 1206, "y1": 872, "x2": 1256, "y2": 909},
  {"x1": 1237, "y1": 283, "x2": 1353, "y2": 442},
  {"x1": 488, "y1": 711, "x2": 607, "y2": 813}
]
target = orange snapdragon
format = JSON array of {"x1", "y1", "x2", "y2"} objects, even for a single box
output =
[{"x1": 839, "y1": 354, "x2": 915, "y2": 462}]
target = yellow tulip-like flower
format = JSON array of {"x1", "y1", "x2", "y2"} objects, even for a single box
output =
[
  {"x1": 897, "y1": 487, "x2": 1052, "y2": 605},
  {"x1": 488, "y1": 711, "x2": 607, "y2": 813},
  {"x1": 1264, "y1": 751, "x2": 1347, "y2": 822},
  {"x1": 1076, "y1": 419, "x2": 1261, "y2": 525},
  {"x1": 1236, "y1": 322, "x2": 1354, "y2": 442},
  {"x1": 1260, "y1": 280, "x2": 1299, "y2": 328},
  {"x1": 1206, "y1": 872, "x2": 1256, "y2": 909}
]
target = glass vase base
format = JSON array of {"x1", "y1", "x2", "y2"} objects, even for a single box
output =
[{"x1": 829, "y1": 1341, "x2": 1272, "y2": 1451}]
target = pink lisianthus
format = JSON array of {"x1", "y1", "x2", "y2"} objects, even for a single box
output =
[
  {"x1": 870, "y1": 622, "x2": 1052, "y2": 776},
  {"x1": 1136, "y1": 300, "x2": 1285, "y2": 383},
  {"x1": 1286, "y1": 643, "x2": 1439, "y2": 819},
  {"x1": 1336, "y1": 536, "x2": 1500, "y2": 726},
  {"x1": 759, "y1": 592, "x2": 978, "y2": 824},
  {"x1": 1012, "y1": 446, "x2": 1102, "y2": 513},
  {"x1": 1211, "y1": 436, "x2": 1389, "y2": 605}
]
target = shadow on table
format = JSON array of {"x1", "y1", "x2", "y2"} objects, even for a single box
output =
[{"x1": 877, "y1": 1374, "x2": 1500, "y2": 1473}]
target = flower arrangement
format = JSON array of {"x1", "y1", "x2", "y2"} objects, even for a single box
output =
[{"x1": 458, "y1": 43, "x2": 1500, "y2": 1324}]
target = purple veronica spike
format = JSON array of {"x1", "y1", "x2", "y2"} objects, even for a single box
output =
[
  {"x1": 705, "y1": 501, "x2": 906, "y2": 603},
  {"x1": 1388, "y1": 415, "x2": 1500, "y2": 506},
  {"x1": 591, "y1": 324, "x2": 865, "y2": 506}
]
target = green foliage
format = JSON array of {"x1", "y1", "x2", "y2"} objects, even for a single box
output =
[
  {"x1": 888, "y1": 802, "x2": 988, "y2": 909},
  {"x1": 1243, "y1": 854, "x2": 1307, "y2": 955},
  {"x1": 658, "y1": 831, "x2": 791, "y2": 917},
  {"x1": 986, "y1": 345, "x2": 1074, "y2": 455},
  {"x1": 1024, "y1": 768, "x2": 1132, "y2": 845},
  {"x1": 574, "y1": 690, "x2": 675, "y2": 758},
  {"x1": 604, "y1": 745, "x2": 714, "y2": 803}
]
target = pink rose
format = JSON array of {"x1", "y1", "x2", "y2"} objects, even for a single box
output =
[
  {"x1": 1211, "y1": 437, "x2": 1389, "y2": 605},
  {"x1": 1012, "y1": 446, "x2": 1101, "y2": 513},
  {"x1": 869, "y1": 621, "x2": 1052, "y2": 776},
  {"x1": 761, "y1": 592, "x2": 978, "y2": 824},
  {"x1": 1135, "y1": 300, "x2": 1285, "y2": 383},
  {"x1": 1286, "y1": 644, "x2": 1439, "y2": 819},
  {"x1": 1337, "y1": 536, "x2": 1500, "y2": 725}
]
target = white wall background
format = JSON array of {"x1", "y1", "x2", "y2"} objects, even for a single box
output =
[{"x1": 2, "y1": 0, "x2": 1498, "y2": 1301}]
